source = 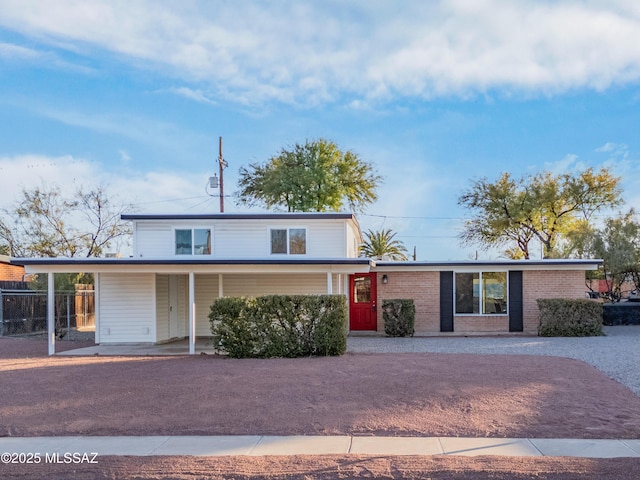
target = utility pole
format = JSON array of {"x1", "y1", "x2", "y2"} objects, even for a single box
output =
[{"x1": 218, "y1": 136, "x2": 228, "y2": 213}]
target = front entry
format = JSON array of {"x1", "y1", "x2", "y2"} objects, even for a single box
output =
[{"x1": 349, "y1": 273, "x2": 377, "y2": 331}]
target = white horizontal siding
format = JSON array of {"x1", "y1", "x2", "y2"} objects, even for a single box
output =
[
  {"x1": 215, "y1": 223, "x2": 269, "y2": 257},
  {"x1": 195, "y1": 274, "x2": 219, "y2": 336},
  {"x1": 156, "y1": 275, "x2": 169, "y2": 342},
  {"x1": 346, "y1": 222, "x2": 360, "y2": 258},
  {"x1": 177, "y1": 274, "x2": 188, "y2": 338},
  {"x1": 99, "y1": 273, "x2": 155, "y2": 343},
  {"x1": 132, "y1": 218, "x2": 355, "y2": 259},
  {"x1": 222, "y1": 273, "x2": 330, "y2": 297},
  {"x1": 307, "y1": 222, "x2": 345, "y2": 257},
  {"x1": 135, "y1": 222, "x2": 173, "y2": 258}
]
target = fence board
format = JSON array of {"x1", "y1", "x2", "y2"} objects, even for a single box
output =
[{"x1": 0, "y1": 289, "x2": 95, "y2": 336}]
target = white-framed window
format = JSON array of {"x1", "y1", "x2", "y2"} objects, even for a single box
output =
[
  {"x1": 175, "y1": 228, "x2": 212, "y2": 255},
  {"x1": 270, "y1": 227, "x2": 307, "y2": 255},
  {"x1": 455, "y1": 271, "x2": 508, "y2": 315}
]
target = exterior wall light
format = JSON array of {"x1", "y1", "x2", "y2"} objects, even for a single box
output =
[{"x1": 382, "y1": 274, "x2": 388, "y2": 284}]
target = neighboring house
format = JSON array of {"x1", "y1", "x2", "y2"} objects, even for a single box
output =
[
  {"x1": 14, "y1": 212, "x2": 601, "y2": 354},
  {"x1": 0, "y1": 255, "x2": 25, "y2": 282}
]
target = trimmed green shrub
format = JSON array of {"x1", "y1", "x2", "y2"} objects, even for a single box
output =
[
  {"x1": 209, "y1": 294, "x2": 347, "y2": 358},
  {"x1": 537, "y1": 298, "x2": 604, "y2": 337},
  {"x1": 383, "y1": 299, "x2": 415, "y2": 337}
]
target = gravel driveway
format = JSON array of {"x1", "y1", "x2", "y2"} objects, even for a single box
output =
[{"x1": 348, "y1": 325, "x2": 640, "y2": 396}]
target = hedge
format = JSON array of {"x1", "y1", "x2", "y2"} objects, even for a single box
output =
[
  {"x1": 537, "y1": 298, "x2": 603, "y2": 337},
  {"x1": 382, "y1": 299, "x2": 415, "y2": 337},
  {"x1": 209, "y1": 294, "x2": 347, "y2": 358}
]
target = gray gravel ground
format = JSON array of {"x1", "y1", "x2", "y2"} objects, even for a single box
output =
[{"x1": 347, "y1": 325, "x2": 640, "y2": 396}]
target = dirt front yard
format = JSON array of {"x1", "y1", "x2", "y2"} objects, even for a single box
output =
[{"x1": 1, "y1": 337, "x2": 640, "y2": 479}]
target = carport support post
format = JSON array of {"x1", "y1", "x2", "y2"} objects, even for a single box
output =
[
  {"x1": 327, "y1": 272, "x2": 333, "y2": 294},
  {"x1": 47, "y1": 272, "x2": 55, "y2": 356},
  {"x1": 189, "y1": 272, "x2": 195, "y2": 355}
]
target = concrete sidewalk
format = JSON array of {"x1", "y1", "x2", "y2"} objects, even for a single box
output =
[{"x1": 2, "y1": 436, "x2": 640, "y2": 458}]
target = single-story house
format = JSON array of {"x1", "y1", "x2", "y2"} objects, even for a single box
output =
[{"x1": 14, "y1": 213, "x2": 601, "y2": 355}]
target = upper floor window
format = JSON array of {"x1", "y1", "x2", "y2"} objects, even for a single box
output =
[
  {"x1": 270, "y1": 228, "x2": 306, "y2": 255},
  {"x1": 175, "y1": 228, "x2": 211, "y2": 255},
  {"x1": 455, "y1": 271, "x2": 507, "y2": 315}
]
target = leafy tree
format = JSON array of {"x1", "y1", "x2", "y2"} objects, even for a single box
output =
[
  {"x1": 0, "y1": 184, "x2": 132, "y2": 258},
  {"x1": 360, "y1": 228, "x2": 408, "y2": 261},
  {"x1": 458, "y1": 168, "x2": 622, "y2": 259},
  {"x1": 573, "y1": 210, "x2": 640, "y2": 302},
  {"x1": 236, "y1": 138, "x2": 380, "y2": 212}
]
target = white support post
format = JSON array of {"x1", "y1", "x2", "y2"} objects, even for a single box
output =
[
  {"x1": 94, "y1": 273, "x2": 100, "y2": 344},
  {"x1": 218, "y1": 273, "x2": 224, "y2": 298},
  {"x1": 189, "y1": 272, "x2": 195, "y2": 355},
  {"x1": 327, "y1": 272, "x2": 333, "y2": 294},
  {"x1": 47, "y1": 272, "x2": 55, "y2": 356}
]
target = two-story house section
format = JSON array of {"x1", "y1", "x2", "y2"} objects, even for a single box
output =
[{"x1": 17, "y1": 213, "x2": 372, "y2": 354}]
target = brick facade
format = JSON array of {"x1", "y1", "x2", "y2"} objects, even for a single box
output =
[
  {"x1": 370, "y1": 267, "x2": 591, "y2": 335},
  {"x1": 375, "y1": 271, "x2": 440, "y2": 333},
  {"x1": 0, "y1": 259, "x2": 25, "y2": 282},
  {"x1": 522, "y1": 270, "x2": 587, "y2": 334}
]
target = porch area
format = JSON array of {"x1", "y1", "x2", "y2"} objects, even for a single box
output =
[{"x1": 57, "y1": 338, "x2": 218, "y2": 356}]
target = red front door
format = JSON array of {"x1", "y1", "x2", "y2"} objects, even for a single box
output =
[{"x1": 349, "y1": 273, "x2": 377, "y2": 331}]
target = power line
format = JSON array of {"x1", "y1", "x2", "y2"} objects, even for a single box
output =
[{"x1": 361, "y1": 213, "x2": 462, "y2": 220}]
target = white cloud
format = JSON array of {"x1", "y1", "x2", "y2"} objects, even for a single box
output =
[
  {"x1": 118, "y1": 149, "x2": 131, "y2": 163},
  {"x1": 596, "y1": 142, "x2": 630, "y2": 159},
  {"x1": 0, "y1": 154, "x2": 215, "y2": 214},
  {"x1": 596, "y1": 142, "x2": 618, "y2": 153},
  {"x1": 0, "y1": 41, "x2": 39, "y2": 59},
  {"x1": 1, "y1": 1, "x2": 640, "y2": 105},
  {"x1": 543, "y1": 154, "x2": 589, "y2": 175},
  {"x1": 163, "y1": 87, "x2": 217, "y2": 106}
]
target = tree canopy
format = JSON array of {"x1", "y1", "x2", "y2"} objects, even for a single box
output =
[
  {"x1": 0, "y1": 185, "x2": 132, "y2": 258},
  {"x1": 458, "y1": 167, "x2": 622, "y2": 259},
  {"x1": 567, "y1": 209, "x2": 640, "y2": 302},
  {"x1": 236, "y1": 138, "x2": 380, "y2": 213},
  {"x1": 360, "y1": 228, "x2": 408, "y2": 261}
]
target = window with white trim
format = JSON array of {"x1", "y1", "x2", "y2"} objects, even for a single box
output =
[
  {"x1": 270, "y1": 228, "x2": 306, "y2": 255},
  {"x1": 175, "y1": 228, "x2": 212, "y2": 255},
  {"x1": 455, "y1": 271, "x2": 507, "y2": 315}
]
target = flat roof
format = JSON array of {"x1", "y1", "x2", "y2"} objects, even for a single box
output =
[
  {"x1": 375, "y1": 259, "x2": 603, "y2": 267},
  {"x1": 121, "y1": 213, "x2": 357, "y2": 221},
  {"x1": 373, "y1": 258, "x2": 603, "y2": 271},
  {"x1": 14, "y1": 257, "x2": 372, "y2": 266}
]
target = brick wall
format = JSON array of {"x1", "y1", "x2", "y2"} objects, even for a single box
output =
[
  {"x1": 370, "y1": 268, "x2": 589, "y2": 335},
  {"x1": 522, "y1": 270, "x2": 587, "y2": 334},
  {"x1": 454, "y1": 315, "x2": 509, "y2": 333},
  {"x1": 375, "y1": 271, "x2": 440, "y2": 333},
  {"x1": 0, "y1": 262, "x2": 25, "y2": 282}
]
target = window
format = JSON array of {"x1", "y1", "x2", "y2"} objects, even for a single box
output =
[
  {"x1": 270, "y1": 228, "x2": 306, "y2": 255},
  {"x1": 455, "y1": 272, "x2": 507, "y2": 315},
  {"x1": 175, "y1": 228, "x2": 211, "y2": 255},
  {"x1": 353, "y1": 276, "x2": 371, "y2": 303}
]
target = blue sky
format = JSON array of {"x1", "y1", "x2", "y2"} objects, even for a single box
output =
[{"x1": 1, "y1": 1, "x2": 639, "y2": 260}]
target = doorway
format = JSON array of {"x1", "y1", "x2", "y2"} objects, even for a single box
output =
[{"x1": 349, "y1": 273, "x2": 377, "y2": 330}]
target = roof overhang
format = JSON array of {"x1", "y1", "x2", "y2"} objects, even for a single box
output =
[
  {"x1": 14, "y1": 257, "x2": 373, "y2": 275},
  {"x1": 372, "y1": 259, "x2": 603, "y2": 272},
  {"x1": 121, "y1": 213, "x2": 357, "y2": 221}
]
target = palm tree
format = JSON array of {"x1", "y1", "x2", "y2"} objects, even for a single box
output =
[{"x1": 360, "y1": 229, "x2": 409, "y2": 261}]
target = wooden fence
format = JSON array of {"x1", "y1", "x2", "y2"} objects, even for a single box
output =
[{"x1": 0, "y1": 283, "x2": 95, "y2": 336}]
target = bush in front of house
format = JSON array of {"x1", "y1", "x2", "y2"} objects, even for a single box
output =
[
  {"x1": 382, "y1": 299, "x2": 415, "y2": 337},
  {"x1": 209, "y1": 294, "x2": 347, "y2": 358},
  {"x1": 537, "y1": 298, "x2": 604, "y2": 337}
]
